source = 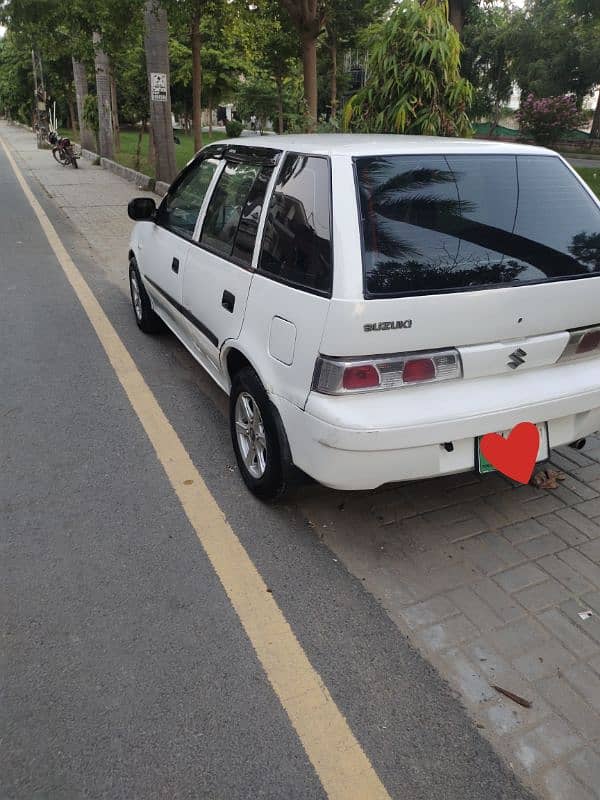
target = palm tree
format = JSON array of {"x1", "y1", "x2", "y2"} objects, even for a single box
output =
[{"x1": 143, "y1": 0, "x2": 177, "y2": 183}]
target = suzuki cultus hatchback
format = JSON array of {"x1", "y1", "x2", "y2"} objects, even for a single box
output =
[{"x1": 127, "y1": 135, "x2": 600, "y2": 499}]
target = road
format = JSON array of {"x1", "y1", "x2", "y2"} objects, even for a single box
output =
[{"x1": 0, "y1": 133, "x2": 535, "y2": 799}]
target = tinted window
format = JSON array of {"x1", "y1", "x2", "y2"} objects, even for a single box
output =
[
  {"x1": 231, "y1": 166, "x2": 273, "y2": 265},
  {"x1": 356, "y1": 154, "x2": 600, "y2": 296},
  {"x1": 259, "y1": 154, "x2": 332, "y2": 295},
  {"x1": 159, "y1": 158, "x2": 217, "y2": 238},
  {"x1": 201, "y1": 161, "x2": 262, "y2": 259}
]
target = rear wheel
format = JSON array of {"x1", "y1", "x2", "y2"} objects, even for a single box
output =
[
  {"x1": 52, "y1": 147, "x2": 68, "y2": 166},
  {"x1": 128, "y1": 257, "x2": 163, "y2": 333},
  {"x1": 230, "y1": 367, "x2": 293, "y2": 500}
]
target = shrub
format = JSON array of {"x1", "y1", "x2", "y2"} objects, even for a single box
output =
[
  {"x1": 225, "y1": 119, "x2": 244, "y2": 138},
  {"x1": 516, "y1": 94, "x2": 585, "y2": 145}
]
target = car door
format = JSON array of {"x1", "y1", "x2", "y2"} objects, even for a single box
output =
[
  {"x1": 139, "y1": 155, "x2": 220, "y2": 330},
  {"x1": 182, "y1": 153, "x2": 278, "y2": 368}
]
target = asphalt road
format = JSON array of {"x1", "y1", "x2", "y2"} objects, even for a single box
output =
[{"x1": 1, "y1": 137, "x2": 534, "y2": 799}]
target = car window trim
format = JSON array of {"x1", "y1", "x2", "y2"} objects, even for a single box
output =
[
  {"x1": 352, "y1": 153, "x2": 600, "y2": 299},
  {"x1": 256, "y1": 151, "x2": 334, "y2": 299}
]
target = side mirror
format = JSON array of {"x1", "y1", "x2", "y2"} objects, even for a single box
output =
[{"x1": 128, "y1": 197, "x2": 156, "y2": 221}]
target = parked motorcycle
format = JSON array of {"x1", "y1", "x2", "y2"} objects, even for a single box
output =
[{"x1": 48, "y1": 131, "x2": 79, "y2": 168}]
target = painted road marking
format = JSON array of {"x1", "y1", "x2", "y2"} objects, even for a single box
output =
[{"x1": 1, "y1": 136, "x2": 392, "y2": 800}]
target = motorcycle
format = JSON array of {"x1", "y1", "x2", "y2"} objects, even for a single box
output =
[{"x1": 48, "y1": 131, "x2": 79, "y2": 169}]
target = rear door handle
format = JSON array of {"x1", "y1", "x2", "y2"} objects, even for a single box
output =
[
  {"x1": 171, "y1": 257, "x2": 179, "y2": 274},
  {"x1": 221, "y1": 290, "x2": 235, "y2": 313}
]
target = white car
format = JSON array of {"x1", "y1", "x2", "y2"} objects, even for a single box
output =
[{"x1": 127, "y1": 135, "x2": 600, "y2": 499}]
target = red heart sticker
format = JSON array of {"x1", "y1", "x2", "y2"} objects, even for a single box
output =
[{"x1": 480, "y1": 422, "x2": 540, "y2": 483}]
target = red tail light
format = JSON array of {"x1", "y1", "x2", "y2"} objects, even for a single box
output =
[
  {"x1": 559, "y1": 324, "x2": 600, "y2": 361},
  {"x1": 403, "y1": 358, "x2": 435, "y2": 383},
  {"x1": 313, "y1": 349, "x2": 461, "y2": 395},
  {"x1": 342, "y1": 364, "x2": 380, "y2": 390}
]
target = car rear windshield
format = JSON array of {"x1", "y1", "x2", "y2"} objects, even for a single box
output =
[{"x1": 355, "y1": 154, "x2": 600, "y2": 297}]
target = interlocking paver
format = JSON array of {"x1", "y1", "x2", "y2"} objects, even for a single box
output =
[
  {"x1": 486, "y1": 618, "x2": 551, "y2": 657},
  {"x1": 558, "y1": 550, "x2": 600, "y2": 588},
  {"x1": 539, "y1": 512, "x2": 591, "y2": 546},
  {"x1": 499, "y1": 518, "x2": 550, "y2": 544},
  {"x1": 513, "y1": 640, "x2": 577, "y2": 680},
  {"x1": 560, "y1": 599, "x2": 600, "y2": 646},
  {"x1": 517, "y1": 532, "x2": 566, "y2": 559},
  {"x1": 537, "y1": 555, "x2": 595, "y2": 595},
  {"x1": 447, "y1": 586, "x2": 504, "y2": 630},
  {"x1": 471, "y1": 578, "x2": 525, "y2": 623},
  {"x1": 537, "y1": 676, "x2": 600, "y2": 740},
  {"x1": 568, "y1": 749, "x2": 600, "y2": 798},
  {"x1": 495, "y1": 563, "x2": 548, "y2": 593},
  {"x1": 400, "y1": 596, "x2": 458, "y2": 629},
  {"x1": 538, "y1": 609, "x2": 600, "y2": 659},
  {"x1": 575, "y1": 498, "x2": 600, "y2": 519},
  {"x1": 564, "y1": 663, "x2": 600, "y2": 713},
  {"x1": 420, "y1": 614, "x2": 479, "y2": 652},
  {"x1": 544, "y1": 766, "x2": 596, "y2": 800},
  {"x1": 514, "y1": 579, "x2": 572, "y2": 612},
  {"x1": 556, "y1": 507, "x2": 600, "y2": 539}
]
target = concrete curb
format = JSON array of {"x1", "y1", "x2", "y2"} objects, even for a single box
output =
[{"x1": 80, "y1": 148, "x2": 159, "y2": 193}]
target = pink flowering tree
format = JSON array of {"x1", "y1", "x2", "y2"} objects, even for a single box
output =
[{"x1": 516, "y1": 94, "x2": 586, "y2": 146}]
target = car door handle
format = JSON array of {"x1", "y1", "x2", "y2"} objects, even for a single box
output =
[
  {"x1": 171, "y1": 257, "x2": 179, "y2": 274},
  {"x1": 221, "y1": 290, "x2": 235, "y2": 313}
]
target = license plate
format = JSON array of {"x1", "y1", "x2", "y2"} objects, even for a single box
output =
[{"x1": 477, "y1": 423, "x2": 549, "y2": 474}]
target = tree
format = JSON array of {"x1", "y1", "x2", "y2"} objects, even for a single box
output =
[
  {"x1": 461, "y1": 0, "x2": 513, "y2": 128},
  {"x1": 72, "y1": 58, "x2": 95, "y2": 150},
  {"x1": 343, "y1": 0, "x2": 472, "y2": 137},
  {"x1": 93, "y1": 31, "x2": 114, "y2": 158},
  {"x1": 144, "y1": 0, "x2": 177, "y2": 182},
  {"x1": 279, "y1": 0, "x2": 326, "y2": 129}
]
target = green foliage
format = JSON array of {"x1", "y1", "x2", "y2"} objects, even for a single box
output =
[
  {"x1": 507, "y1": 0, "x2": 600, "y2": 107},
  {"x1": 0, "y1": 33, "x2": 32, "y2": 122},
  {"x1": 343, "y1": 0, "x2": 472, "y2": 137},
  {"x1": 225, "y1": 118, "x2": 244, "y2": 137},
  {"x1": 83, "y1": 91, "x2": 99, "y2": 134}
]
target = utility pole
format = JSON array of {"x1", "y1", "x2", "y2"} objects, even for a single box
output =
[{"x1": 31, "y1": 50, "x2": 50, "y2": 148}]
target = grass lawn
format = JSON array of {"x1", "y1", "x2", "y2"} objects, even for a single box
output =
[
  {"x1": 575, "y1": 167, "x2": 600, "y2": 199},
  {"x1": 61, "y1": 126, "x2": 227, "y2": 176}
]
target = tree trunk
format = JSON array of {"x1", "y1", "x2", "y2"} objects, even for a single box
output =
[
  {"x1": 67, "y1": 93, "x2": 76, "y2": 134},
  {"x1": 143, "y1": 0, "x2": 177, "y2": 183},
  {"x1": 301, "y1": 33, "x2": 318, "y2": 130},
  {"x1": 448, "y1": 0, "x2": 465, "y2": 36},
  {"x1": 330, "y1": 34, "x2": 337, "y2": 119},
  {"x1": 191, "y1": 11, "x2": 203, "y2": 151},
  {"x1": 72, "y1": 58, "x2": 95, "y2": 151},
  {"x1": 275, "y1": 76, "x2": 284, "y2": 134},
  {"x1": 93, "y1": 32, "x2": 114, "y2": 159},
  {"x1": 591, "y1": 90, "x2": 600, "y2": 140},
  {"x1": 208, "y1": 95, "x2": 213, "y2": 135},
  {"x1": 148, "y1": 122, "x2": 155, "y2": 164},
  {"x1": 110, "y1": 69, "x2": 120, "y2": 152}
]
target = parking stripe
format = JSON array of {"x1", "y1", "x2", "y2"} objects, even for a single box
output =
[{"x1": 1, "y1": 137, "x2": 392, "y2": 800}]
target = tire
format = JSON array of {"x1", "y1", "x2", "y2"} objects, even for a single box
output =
[
  {"x1": 71, "y1": 154, "x2": 78, "y2": 169},
  {"x1": 52, "y1": 147, "x2": 68, "y2": 166},
  {"x1": 128, "y1": 257, "x2": 163, "y2": 334},
  {"x1": 230, "y1": 367, "x2": 293, "y2": 500}
]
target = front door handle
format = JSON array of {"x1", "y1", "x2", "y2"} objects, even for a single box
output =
[
  {"x1": 171, "y1": 257, "x2": 179, "y2": 274},
  {"x1": 221, "y1": 290, "x2": 235, "y2": 313}
]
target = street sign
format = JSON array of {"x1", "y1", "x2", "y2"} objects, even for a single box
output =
[{"x1": 150, "y1": 73, "x2": 168, "y2": 102}]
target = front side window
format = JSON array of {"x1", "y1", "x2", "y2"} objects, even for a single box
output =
[
  {"x1": 200, "y1": 161, "x2": 263, "y2": 260},
  {"x1": 356, "y1": 154, "x2": 600, "y2": 297},
  {"x1": 158, "y1": 158, "x2": 218, "y2": 238},
  {"x1": 259, "y1": 154, "x2": 332, "y2": 295}
]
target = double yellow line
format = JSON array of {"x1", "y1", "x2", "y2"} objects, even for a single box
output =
[{"x1": 1, "y1": 136, "x2": 391, "y2": 800}]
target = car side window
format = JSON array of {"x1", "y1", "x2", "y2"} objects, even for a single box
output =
[
  {"x1": 258, "y1": 154, "x2": 332, "y2": 295},
  {"x1": 158, "y1": 158, "x2": 218, "y2": 239},
  {"x1": 200, "y1": 161, "x2": 263, "y2": 261}
]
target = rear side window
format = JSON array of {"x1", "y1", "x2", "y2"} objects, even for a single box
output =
[
  {"x1": 200, "y1": 161, "x2": 264, "y2": 263},
  {"x1": 259, "y1": 154, "x2": 332, "y2": 295},
  {"x1": 356, "y1": 154, "x2": 600, "y2": 297}
]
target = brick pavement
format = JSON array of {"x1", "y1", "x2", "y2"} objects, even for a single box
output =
[
  {"x1": 3, "y1": 120, "x2": 600, "y2": 800},
  {"x1": 300, "y1": 435, "x2": 600, "y2": 800}
]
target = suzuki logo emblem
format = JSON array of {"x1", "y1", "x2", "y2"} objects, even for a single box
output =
[{"x1": 508, "y1": 348, "x2": 527, "y2": 369}]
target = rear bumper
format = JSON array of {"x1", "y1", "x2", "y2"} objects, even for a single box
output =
[{"x1": 272, "y1": 359, "x2": 600, "y2": 490}]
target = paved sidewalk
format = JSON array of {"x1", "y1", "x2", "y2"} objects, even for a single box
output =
[{"x1": 2, "y1": 120, "x2": 599, "y2": 800}]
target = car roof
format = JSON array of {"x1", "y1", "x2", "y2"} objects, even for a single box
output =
[{"x1": 214, "y1": 133, "x2": 554, "y2": 158}]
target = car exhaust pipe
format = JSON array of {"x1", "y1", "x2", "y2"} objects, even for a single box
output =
[{"x1": 569, "y1": 438, "x2": 586, "y2": 450}]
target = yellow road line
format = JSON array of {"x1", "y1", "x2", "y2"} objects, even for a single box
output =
[{"x1": 1, "y1": 135, "x2": 392, "y2": 800}]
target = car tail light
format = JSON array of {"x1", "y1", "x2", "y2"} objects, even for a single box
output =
[
  {"x1": 313, "y1": 349, "x2": 462, "y2": 395},
  {"x1": 559, "y1": 325, "x2": 600, "y2": 362}
]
